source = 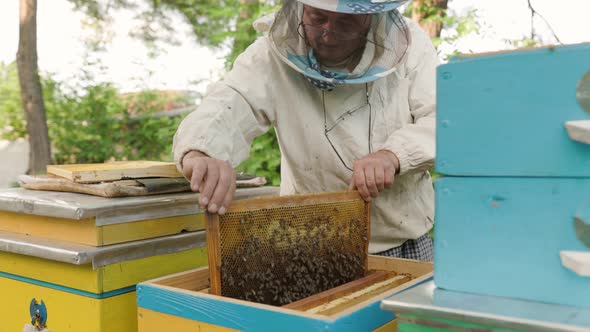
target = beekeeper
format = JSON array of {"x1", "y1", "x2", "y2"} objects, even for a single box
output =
[{"x1": 173, "y1": 0, "x2": 438, "y2": 261}]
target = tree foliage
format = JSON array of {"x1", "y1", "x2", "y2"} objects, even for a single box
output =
[
  {"x1": 1, "y1": 61, "x2": 187, "y2": 164},
  {"x1": 0, "y1": 63, "x2": 26, "y2": 140},
  {"x1": 68, "y1": 0, "x2": 278, "y2": 66}
]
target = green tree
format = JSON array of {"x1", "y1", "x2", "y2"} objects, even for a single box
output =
[
  {"x1": 0, "y1": 62, "x2": 27, "y2": 140},
  {"x1": 407, "y1": 0, "x2": 479, "y2": 60},
  {"x1": 17, "y1": 0, "x2": 51, "y2": 174},
  {"x1": 1, "y1": 61, "x2": 190, "y2": 164},
  {"x1": 411, "y1": 0, "x2": 449, "y2": 38}
]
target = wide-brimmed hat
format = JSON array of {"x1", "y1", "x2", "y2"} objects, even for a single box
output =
[{"x1": 296, "y1": 0, "x2": 408, "y2": 15}]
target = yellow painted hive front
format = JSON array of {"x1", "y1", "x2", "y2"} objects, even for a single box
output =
[{"x1": 0, "y1": 234, "x2": 208, "y2": 332}]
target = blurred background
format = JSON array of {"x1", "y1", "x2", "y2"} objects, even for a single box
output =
[{"x1": 1, "y1": 0, "x2": 589, "y2": 188}]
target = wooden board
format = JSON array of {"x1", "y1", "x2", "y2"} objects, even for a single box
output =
[
  {"x1": 306, "y1": 274, "x2": 411, "y2": 316},
  {"x1": 205, "y1": 212, "x2": 222, "y2": 296},
  {"x1": 283, "y1": 271, "x2": 391, "y2": 311},
  {"x1": 220, "y1": 190, "x2": 364, "y2": 211},
  {"x1": 367, "y1": 255, "x2": 433, "y2": 278},
  {"x1": 47, "y1": 161, "x2": 183, "y2": 183},
  {"x1": 137, "y1": 307, "x2": 398, "y2": 332},
  {"x1": 138, "y1": 307, "x2": 238, "y2": 332},
  {"x1": 19, "y1": 174, "x2": 268, "y2": 197},
  {"x1": 19, "y1": 175, "x2": 188, "y2": 197}
]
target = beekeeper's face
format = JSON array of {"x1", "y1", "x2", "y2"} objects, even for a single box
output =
[{"x1": 301, "y1": 5, "x2": 371, "y2": 64}]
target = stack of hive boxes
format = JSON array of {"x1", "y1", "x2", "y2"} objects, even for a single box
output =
[
  {"x1": 434, "y1": 43, "x2": 590, "y2": 308},
  {"x1": 0, "y1": 184, "x2": 277, "y2": 332}
]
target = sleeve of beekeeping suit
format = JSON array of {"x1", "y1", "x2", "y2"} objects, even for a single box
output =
[
  {"x1": 379, "y1": 20, "x2": 439, "y2": 175},
  {"x1": 172, "y1": 37, "x2": 277, "y2": 170}
]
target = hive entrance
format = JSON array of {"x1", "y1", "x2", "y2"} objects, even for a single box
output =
[{"x1": 206, "y1": 191, "x2": 370, "y2": 306}]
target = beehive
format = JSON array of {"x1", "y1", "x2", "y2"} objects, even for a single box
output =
[
  {"x1": 206, "y1": 191, "x2": 370, "y2": 306},
  {"x1": 434, "y1": 43, "x2": 590, "y2": 308},
  {"x1": 137, "y1": 256, "x2": 433, "y2": 332}
]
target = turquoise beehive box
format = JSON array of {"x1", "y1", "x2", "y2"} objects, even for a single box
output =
[{"x1": 434, "y1": 43, "x2": 590, "y2": 308}]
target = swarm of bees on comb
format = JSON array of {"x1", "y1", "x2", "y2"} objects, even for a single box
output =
[{"x1": 217, "y1": 200, "x2": 369, "y2": 306}]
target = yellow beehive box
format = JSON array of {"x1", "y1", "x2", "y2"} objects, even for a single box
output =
[
  {"x1": 0, "y1": 187, "x2": 277, "y2": 246},
  {"x1": 137, "y1": 256, "x2": 432, "y2": 332},
  {"x1": 0, "y1": 230, "x2": 207, "y2": 332},
  {"x1": 0, "y1": 187, "x2": 278, "y2": 332}
]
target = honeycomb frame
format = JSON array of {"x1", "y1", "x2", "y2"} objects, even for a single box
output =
[{"x1": 205, "y1": 191, "x2": 370, "y2": 306}]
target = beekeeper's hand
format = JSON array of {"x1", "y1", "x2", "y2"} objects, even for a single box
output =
[
  {"x1": 181, "y1": 150, "x2": 236, "y2": 215},
  {"x1": 349, "y1": 150, "x2": 400, "y2": 202}
]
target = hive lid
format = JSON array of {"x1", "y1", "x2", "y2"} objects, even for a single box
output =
[
  {"x1": 382, "y1": 279, "x2": 590, "y2": 331},
  {"x1": 0, "y1": 187, "x2": 279, "y2": 225},
  {"x1": 0, "y1": 229, "x2": 205, "y2": 268}
]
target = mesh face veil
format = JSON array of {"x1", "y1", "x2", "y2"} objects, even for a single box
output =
[{"x1": 269, "y1": 0, "x2": 411, "y2": 89}]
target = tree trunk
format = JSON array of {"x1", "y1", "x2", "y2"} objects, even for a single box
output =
[
  {"x1": 411, "y1": 0, "x2": 449, "y2": 39},
  {"x1": 17, "y1": 0, "x2": 51, "y2": 174}
]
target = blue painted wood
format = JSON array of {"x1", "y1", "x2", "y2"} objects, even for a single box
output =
[
  {"x1": 0, "y1": 271, "x2": 135, "y2": 299},
  {"x1": 434, "y1": 177, "x2": 590, "y2": 308},
  {"x1": 332, "y1": 297, "x2": 394, "y2": 331},
  {"x1": 136, "y1": 283, "x2": 394, "y2": 332},
  {"x1": 436, "y1": 43, "x2": 590, "y2": 176}
]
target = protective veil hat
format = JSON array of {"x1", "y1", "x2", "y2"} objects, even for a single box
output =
[{"x1": 269, "y1": 0, "x2": 411, "y2": 89}]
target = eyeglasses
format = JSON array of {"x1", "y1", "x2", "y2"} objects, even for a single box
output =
[
  {"x1": 323, "y1": 84, "x2": 373, "y2": 172},
  {"x1": 299, "y1": 23, "x2": 367, "y2": 42}
]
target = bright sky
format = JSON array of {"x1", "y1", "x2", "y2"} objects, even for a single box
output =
[{"x1": 0, "y1": 0, "x2": 589, "y2": 93}]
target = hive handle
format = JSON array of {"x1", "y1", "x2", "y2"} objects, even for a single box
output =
[
  {"x1": 565, "y1": 120, "x2": 590, "y2": 145},
  {"x1": 560, "y1": 251, "x2": 590, "y2": 277}
]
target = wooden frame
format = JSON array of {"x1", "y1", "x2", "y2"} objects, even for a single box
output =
[
  {"x1": 283, "y1": 271, "x2": 392, "y2": 311},
  {"x1": 205, "y1": 191, "x2": 370, "y2": 298}
]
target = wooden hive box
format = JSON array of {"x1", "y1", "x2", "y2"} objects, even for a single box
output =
[
  {"x1": 0, "y1": 187, "x2": 277, "y2": 246},
  {"x1": 137, "y1": 255, "x2": 432, "y2": 332},
  {"x1": 0, "y1": 231, "x2": 206, "y2": 332},
  {"x1": 0, "y1": 187, "x2": 277, "y2": 332},
  {"x1": 434, "y1": 43, "x2": 590, "y2": 308}
]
